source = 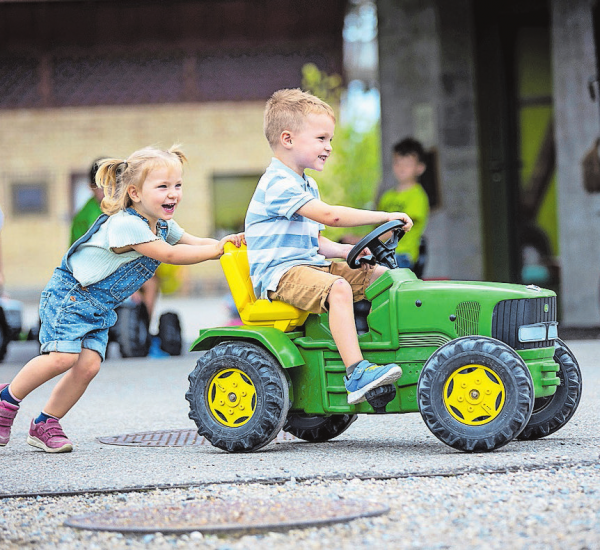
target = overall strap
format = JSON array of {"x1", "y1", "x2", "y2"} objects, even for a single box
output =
[{"x1": 62, "y1": 214, "x2": 109, "y2": 273}]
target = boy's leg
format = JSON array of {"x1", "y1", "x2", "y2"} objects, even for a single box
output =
[
  {"x1": 328, "y1": 263, "x2": 403, "y2": 404},
  {"x1": 270, "y1": 265, "x2": 402, "y2": 404},
  {"x1": 327, "y1": 278, "x2": 363, "y2": 366}
]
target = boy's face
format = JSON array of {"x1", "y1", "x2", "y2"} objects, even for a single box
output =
[
  {"x1": 284, "y1": 113, "x2": 335, "y2": 175},
  {"x1": 393, "y1": 153, "x2": 425, "y2": 186}
]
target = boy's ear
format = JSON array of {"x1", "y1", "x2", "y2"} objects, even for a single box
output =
[
  {"x1": 280, "y1": 130, "x2": 293, "y2": 149},
  {"x1": 417, "y1": 162, "x2": 426, "y2": 176}
]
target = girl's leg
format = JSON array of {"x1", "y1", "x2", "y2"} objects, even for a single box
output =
[
  {"x1": 42, "y1": 348, "x2": 101, "y2": 418},
  {"x1": 9, "y1": 352, "x2": 79, "y2": 400}
]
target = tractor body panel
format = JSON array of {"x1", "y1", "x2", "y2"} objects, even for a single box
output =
[{"x1": 192, "y1": 270, "x2": 560, "y2": 416}]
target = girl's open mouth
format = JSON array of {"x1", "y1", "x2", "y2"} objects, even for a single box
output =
[{"x1": 162, "y1": 203, "x2": 176, "y2": 214}]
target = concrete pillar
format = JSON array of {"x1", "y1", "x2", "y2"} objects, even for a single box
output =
[
  {"x1": 377, "y1": 0, "x2": 483, "y2": 279},
  {"x1": 551, "y1": 0, "x2": 600, "y2": 326}
]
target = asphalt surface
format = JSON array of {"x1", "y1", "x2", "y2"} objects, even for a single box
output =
[{"x1": 0, "y1": 318, "x2": 597, "y2": 498}]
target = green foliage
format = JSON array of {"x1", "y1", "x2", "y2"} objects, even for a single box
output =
[{"x1": 301, "y1": 64, "x2": 382, "y2": 241}]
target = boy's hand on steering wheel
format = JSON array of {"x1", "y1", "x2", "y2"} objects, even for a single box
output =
[{"x1": 388, "y1": 212, "x2": 413, "y2": 232}]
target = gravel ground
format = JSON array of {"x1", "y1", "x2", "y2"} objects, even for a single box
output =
[{"x1": 1, "y1": 463, "x2": 599, "y2": 549}]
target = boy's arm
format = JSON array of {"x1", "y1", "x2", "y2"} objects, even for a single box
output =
[
  {"x1": 297, "y1": 199, "x2": 413, "y2": 230},
  {"x1": 317, "y1": 235, "x2": 353, "y2": 260}
]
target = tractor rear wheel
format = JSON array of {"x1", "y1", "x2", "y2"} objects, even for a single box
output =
[{"x1": 186, "y1": 341, "x2": 289, "y2": 453}]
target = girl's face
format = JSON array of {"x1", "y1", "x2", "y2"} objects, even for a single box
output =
[{"x1": 129, "y1": 165, "x2": 183, "y2": 228}]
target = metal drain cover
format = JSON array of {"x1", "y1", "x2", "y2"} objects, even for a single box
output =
[
  {"x1": 97, "y1": 429, "x2": 297, "y2": 447},
  {"x1": 65, "y1": 497, "x2": 389, "y2": 534}
]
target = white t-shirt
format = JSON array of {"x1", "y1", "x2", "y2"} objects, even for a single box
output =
[{"x1": 67, "y1": 210, "x2": 184, "y2": 286}]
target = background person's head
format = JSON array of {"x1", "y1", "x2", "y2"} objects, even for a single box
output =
[{"x1": 392, "y1": 137, "x2": 426, "y2": 187}]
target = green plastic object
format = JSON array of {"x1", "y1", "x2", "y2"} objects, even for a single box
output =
[{"x1": 186, "y1": 225, "x2": 581, "y2": 454}]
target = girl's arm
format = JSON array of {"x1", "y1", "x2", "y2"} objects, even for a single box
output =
[{"x1": 130, "y1": 233, "x2": 244, "y2": 265}]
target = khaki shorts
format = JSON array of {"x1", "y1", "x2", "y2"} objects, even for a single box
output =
[{"x1": 268, "y1": 262, "x2": 376, "y2": 314}]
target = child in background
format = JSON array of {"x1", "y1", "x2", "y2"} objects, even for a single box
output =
[
  {"x1": 378, "y1": 138, "x2": 430, "y2": 270},
  {"x1": 245, "y1": 89, "x2": 413, "y2": 405},
  {"x1": 0, "y1": 145, "x2": 243, "y2": 453}
]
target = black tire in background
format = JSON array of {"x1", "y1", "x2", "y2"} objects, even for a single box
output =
[
  {"x1": 158, "y1": 312, "x2": 182, "y2": 356},
  {"x1": 186, "y1": 341, "x2": 290, "y2": 453},
  {"x1": 114, "y1": 302, "x2": 151, "y2": 358},
  {"x1": 517, "y1": 338, "x2": 582, "y2": 440},
  {"x1": 0, "y1": 309, "x2": 10, "y2": 362},
  {"x1": 0, "y1": 325, "x2": 8, "y2": 362},
  {"x1": 284, "y1": 413, "x2": 358, "y2": 442},
  {"x1": 418, "y1": 336, "x2": 534, "y2": 452}
]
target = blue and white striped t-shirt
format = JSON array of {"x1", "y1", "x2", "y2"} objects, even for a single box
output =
[{"x1": 245, "y1": 158, "x2": 330, "y2": 299}]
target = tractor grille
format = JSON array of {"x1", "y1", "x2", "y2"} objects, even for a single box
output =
[
  {"x1": 455, "y1": 301, "x2": 481, "y2": 337},
  {"x1": 492, "y1": 296, "x2": 557, "y2": 349}
]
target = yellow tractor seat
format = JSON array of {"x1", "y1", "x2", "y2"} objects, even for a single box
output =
[{"x1": 220, "y1": 242, "x2": 309, "y2": 332}]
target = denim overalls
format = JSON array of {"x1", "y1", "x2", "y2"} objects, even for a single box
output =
[{"x1": 38, "y1": 208, "x2": 167, "y2": 360}]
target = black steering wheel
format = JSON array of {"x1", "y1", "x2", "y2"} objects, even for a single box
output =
[{"x1": 346, "y1": 220, "x2": 406, "y2": 270}]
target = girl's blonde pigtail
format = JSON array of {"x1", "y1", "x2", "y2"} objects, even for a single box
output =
[
  {"x1": 95, "y1": 159, "x2": 125, "y2": 215},
  {"x1": 167, "y1": 144, "x2": 187, "y2": 166}
]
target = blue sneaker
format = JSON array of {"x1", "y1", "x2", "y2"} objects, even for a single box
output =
[{"x1": 344, "y1": 360, "x2": 402, "y2": 405}]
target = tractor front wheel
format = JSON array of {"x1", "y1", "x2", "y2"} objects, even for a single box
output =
[
  {"x1": 418, "y1": 336, "x2": 534, "y2": 452},
  {"x1": 186, "y1": 341, "x2": 290, "y2": 453}
]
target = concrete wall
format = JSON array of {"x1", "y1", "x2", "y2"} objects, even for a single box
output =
[
  {"x1": 377, "y1": 0, "x2": 483, "y2": 280},
  {"x1": 0, "y1": 102, "x2": 270, "y2": 296},
  {"x1": 551, "y1": 0, "x2": 600, "y2": 326}
]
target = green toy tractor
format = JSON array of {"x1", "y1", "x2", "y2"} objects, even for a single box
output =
[{"x1": 186, "y1": 221, "x2": 582, "y2": 453}]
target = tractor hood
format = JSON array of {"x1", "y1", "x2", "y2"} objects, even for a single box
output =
[{"x1": 365, "y1": 269, "x2": 557, "y2": 345}]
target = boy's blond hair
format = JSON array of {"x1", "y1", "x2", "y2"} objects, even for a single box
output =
[{"x1": 264, "y1": 88, "x2": 336, "y2": 149}]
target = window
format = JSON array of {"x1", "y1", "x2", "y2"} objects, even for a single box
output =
[
  {"x1": 212, "y1": 174, "x2": 259, "y2": 236},
  {"x1": 11, "y1": 183, "x2": 48, "y2": 215}
]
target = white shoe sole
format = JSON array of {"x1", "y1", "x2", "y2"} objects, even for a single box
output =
[
  {"x1": 347, "y1": 366, "x2": 402, "y2": 405},
  {"x1": 27, "y1": 435, "x2": 73, "y2": 453}
]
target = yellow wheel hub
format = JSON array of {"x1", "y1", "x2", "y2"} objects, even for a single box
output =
[
  {"x1": 207, "y1": 368, "x2": 256, "y2": 427},
  {"x1": 443, "y1": 364, "x2": 505, "y2": 425}
]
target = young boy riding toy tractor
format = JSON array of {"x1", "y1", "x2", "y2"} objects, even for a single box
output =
[{"x1": 186, "y1": 221, "x2": 582, "y2": 453}]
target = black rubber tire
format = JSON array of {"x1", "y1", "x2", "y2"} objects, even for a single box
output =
[
  {"x1": 418, "y1": 336, "x2": 534, "y2": 452},
  {"x1": 114, "y1": 302, "x2": 151, "y2": 358},
  {"x1": 158, "y1": 312, "x2": 182, "y2": 356},
  {"x1": 186, "y1": 341, "x2": 290, "y2": 453},
  {"x1": 0, "y1": 324, "x2": 8, "y2": 363},
  {"x1": 517, "y1": 338, "x2": 582, "y2": 440},
  {"x1": 284, "y1": 413, "x2": 358, "y2": 442}
]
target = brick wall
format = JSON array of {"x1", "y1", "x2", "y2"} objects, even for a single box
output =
[{"x1": 0, "y1": 101, "x2": 270, "y2": 296}]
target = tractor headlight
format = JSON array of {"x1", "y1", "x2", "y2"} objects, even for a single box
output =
[{"x1": 518, "y1": 322, "x2": 558, "y2": 343}]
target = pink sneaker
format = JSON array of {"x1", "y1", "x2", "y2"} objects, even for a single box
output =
[
  {"x1": 27, "y1": 418, "x2": 73, "y2": 453},
  {"x1": 0, "y1": 383, "x2": 19, "y2": 446}
]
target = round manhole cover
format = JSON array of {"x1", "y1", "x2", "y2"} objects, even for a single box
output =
[{"x1": 65, "y1": 497, "x2": 389, "y2": 534}]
